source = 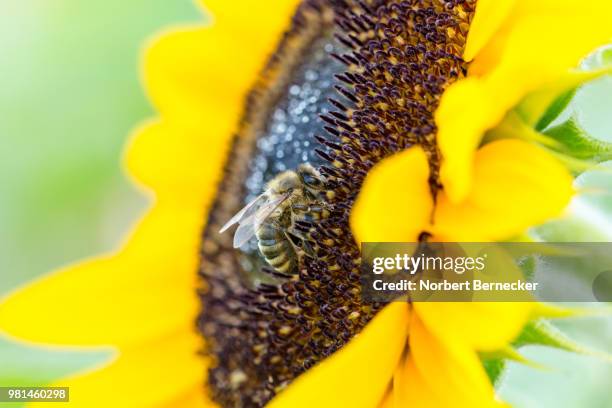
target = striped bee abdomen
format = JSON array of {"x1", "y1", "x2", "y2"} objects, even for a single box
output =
[{"x1": 256, "y1": 220, "x2": 296, "y2": 274}]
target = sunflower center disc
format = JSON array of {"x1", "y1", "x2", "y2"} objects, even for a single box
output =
[{"x1": 199, "y1": 1, "x2": 475, "y2": 406}]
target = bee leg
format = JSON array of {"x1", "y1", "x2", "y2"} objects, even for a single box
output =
[
  {"x1": 291, "y1": 204, "x2": 309, "y2": 213},
  {"x1": 282, "y1": 230, "x2": 303, "y2": 256},
  {"x1": 285, "y1": 230, "x2": 316, "y2": 258},
  {"x1": 300, "y1": 239, "x2": 316, "y2": 257},
  {"x1": 291, "y1": 203, "x2": 331, "y2": 221},
  {"x1": 291, "y1": 203, "x2": 328, "y2": 213},
  {"x1": 291, "y1": 204, "x2": 315, "y2": 222},
  {"x1": 307, "y1": 204, "x2": 329, "y2": 218}
]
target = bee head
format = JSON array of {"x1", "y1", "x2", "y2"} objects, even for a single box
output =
[
  {"x1": 297, "y1": 164, "x2": 325, "y2": 193},
  {"x1": 271, "y1": 171, "x2": 301, "y2": 194}
]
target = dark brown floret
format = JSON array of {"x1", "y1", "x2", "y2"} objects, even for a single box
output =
[{"x1": 198, "y1": 1, "x2": 474, "y2": 407}]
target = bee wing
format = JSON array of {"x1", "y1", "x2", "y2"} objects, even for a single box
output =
[
  {"x1": 219, "y1": 193, "x2": 268, "y2": 233},
  {"x1": 233, "y1": 222, "x2": 257, "y2": 249},
  {"x1": 232, "y1": 194, "x2": 290, "y2": 248},
  {"x1": 252, "y1": 194, "x2": 290, "y2": 231}
]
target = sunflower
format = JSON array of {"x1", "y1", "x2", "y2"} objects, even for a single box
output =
[{"x1": 1, "y1": 0, "x2": 611, "y2": 407}]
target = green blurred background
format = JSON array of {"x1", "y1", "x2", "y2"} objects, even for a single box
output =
[{"x1": 0, "y1": 0, "x2": 611, "y2": 406}]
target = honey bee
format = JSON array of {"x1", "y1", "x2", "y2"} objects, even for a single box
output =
[{"x1": 219, "y1": 164, "x2": 328, "y2": 273}]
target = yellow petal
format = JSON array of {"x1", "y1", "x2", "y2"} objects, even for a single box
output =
[
  {"x1": 436, "y1": 78, "x2": 495, "y2": 203},
  {"x1": 481, "y1": 13, "x2": 612, "y2": 108},
  {"x1": 470, "y1": 0, "x2": 612, "y2": 76},
  {"x1": 125, "y1": 120, "x2": 230, "y2": 200},
  {"x1": 439, "y1": 0, "x2": 612, "y2": 202},
  {"x1": 394, "y1": 354, "x2": 447, "y2": 408},
  {"x1": 377, "y1": 389, "x2": 394, "y2": 408},
  {"x1": 267, "y1": 303, "x2": 409, "y2": 408},
  {"x1": 414, "y1": 302, "x2": 530, "y2": 352},
  {"x1": 434, "y1": 139, "x2": 573, "y2": 241},
  {"x1": 26, "y1": 330, "x2": 211, "y2": 408},
  {"x1": 408, "y1": 314, "x2": 501, "y2": 408},
  {"x1": 464, "y1": 0, "x2": 516, "y2": 62},
  {"x1": 351, "y1": 147, "x2": 433, "y2": 243},
  {"x1": 389, "y1": 352, "x2": 444, "y2": 408},
  {"x1": 144, "y1": 27, "x2": 241, "y2": 126},
  {"x1": 0, "y1": 202, "x2": 201, "y2": 347},
  {"x1": 156, "y1": 386, "x2": 214, "y2": 408},
  {"x1": 201, "y1": 0, "x2": 301, "y2": 31},
  {"x1": 145, "y1": 0, "x2": 299, "y2": 127}
]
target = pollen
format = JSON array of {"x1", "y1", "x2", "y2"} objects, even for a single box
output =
[{"x1": 198, "y1": 1, "x2": 475, "y2": 406}]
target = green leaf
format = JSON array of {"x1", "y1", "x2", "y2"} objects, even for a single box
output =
[
  {"x1": 514, "y1": 320, "x2": 575, "y2": 351},
  {"x1": 481, "y1": 347, "x2": 537, "y2": 386},
  {"x1": 545, "y1": 117, "x2": 612, "y2": 161},
  {"x1": 514, "y1": 320, "x2": 612, "y2": 363},
  {"x1": 535, "y1": 89, "x2": 576, "y2": 131},
  {"x1": 517, "y1": 67, "x2": 612, "y2": 128},
  {"x1": 481, "y1": 357, "x2": 506, "y2": 386},
  {"x1": 534, "y1": 46, "x2": 612, "y2": 132}
]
